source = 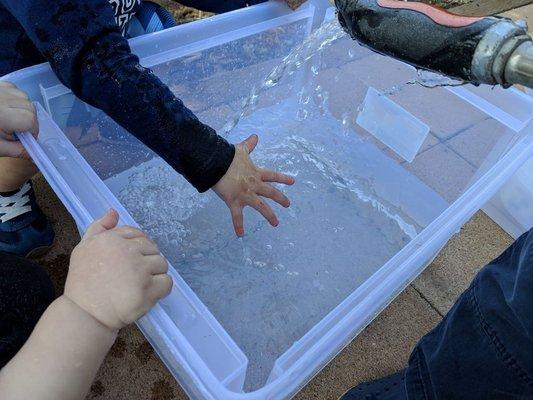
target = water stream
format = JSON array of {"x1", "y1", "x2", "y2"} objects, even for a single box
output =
[{"x1": 222, "y1": 18, "x2": 346, "y2": 135}]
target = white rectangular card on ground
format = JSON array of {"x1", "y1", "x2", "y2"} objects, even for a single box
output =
[{"x1": 357, "y1": 87, "x2": 429, "y2": 163}]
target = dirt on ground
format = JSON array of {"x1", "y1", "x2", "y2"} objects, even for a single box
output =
[
  {"x1": 153, "y1": 0, "x2": 470, "y2": 23},
  {"x1": 152, "y1": 1, "x2": 211, "y2": 22}
]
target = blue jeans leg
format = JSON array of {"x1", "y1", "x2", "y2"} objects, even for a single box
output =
[{"x1": 406, "y1": 229, "x2": 533, "y2": 399}]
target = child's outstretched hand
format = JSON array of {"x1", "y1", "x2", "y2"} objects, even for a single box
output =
[
  {"x1": 0, "y1": 81, "x2": 38, "y2": 159},
  {"x1": 213, "y1": 134, "x2": 295, "y2": 237},
  {"x1": 64, "y1": 210, "x2": 173, "y2": 331}
]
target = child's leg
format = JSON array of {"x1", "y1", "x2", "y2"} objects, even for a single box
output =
[
  {"x1": 126, "y1": 1, "x2": 177, "y2": 38},
  {"x1": 0, "y1": 158, "x2": 38, "y2": 192},
  {"x1": 0, "y1": 159, "x2": 54, "y2": 257},
  {"x1": 341, "y1": 228, "x2": 533, "y2": 400},
  {"x1": 0, "y1": 252, "x2": 54, "y2": 368}
]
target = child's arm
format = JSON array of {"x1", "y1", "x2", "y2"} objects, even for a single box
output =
[
  {"x1": 0, "y1": 296, "x2": 117, "y2": 400},
  {"x1": 1, "y1": 0, "x2": 295, "y2": 236},
  {"x1": 0, "y1": 210, "x2": 172, "y2": 400},
  {"x1": 1, "y1": 0, "x2": 232, "y2": 192}
]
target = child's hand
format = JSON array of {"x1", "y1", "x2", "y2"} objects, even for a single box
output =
[
  {"x1": 213, "y1": 134, "x2": 295, "y2": 237},
  {"x1": 64, "y1": 210, "x2": 173, "y2": 331},
  {"x1": 0, "y1": 81, "x2": 38, "y2": 159}
]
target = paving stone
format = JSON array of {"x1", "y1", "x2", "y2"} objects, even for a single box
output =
[
  {"x1": 319, "y1": 36, "x2": 373, "y2": 70},
  {"x1": 338, "y1": 54, "x2": 417, "y2": 93},
  {"x1": 446, "y1": 118, "x2": 509, "y2": 167},
  {"x1": 295, "y1": 287, "x2": 441, "y2": 400},
  {"x1": 391, "y1": 84, "x2": 488, "y2": 140},
  {"x1": 193, "y1": 58, "x2": 283, "y2": 109},
  {"x1": 317, "y1": 66, "x2": 367, "y2": 120},
  {"x1": 501, "y1": 3, "x2": 533, "y2": 27},
  {"x1": 404, "y1": 143, "x2": 477, "y2": 202},
  {"x1": 378, "y1": 132, "x2": 441, "y2": 165},
  {"x1": 412, "y1": 212, "x2": 513, "y2": 315}
]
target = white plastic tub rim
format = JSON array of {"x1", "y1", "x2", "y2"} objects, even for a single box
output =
[{"x1": 4, "y1": 0, "x2": 533, "y2": 398}]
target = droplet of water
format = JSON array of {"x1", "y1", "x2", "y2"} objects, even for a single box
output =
[
  {"x1": 382, "y1": 85, "x2": 402, "y2": 96},
  {"x1": 412, "y1": 69, "x2": 464, "y2": 88},
  {"x1": 341, "y1": 113, "x2": 350, "y2": 132},
  {"x1": 296, "y1": 108, "x2": 308, "y2": 121},
  {"x1": 222, "y1": 116, "x2": 239, "y2": 135},
  {"x1": 348, "y1": 48, "x2": 355, "y2": 59},
  {"x1": 321, "y1": 90, "x2": 329, "y2": 107},
  {"x1": 311, "y1": 64, "x2": 319, "y2": 75}
]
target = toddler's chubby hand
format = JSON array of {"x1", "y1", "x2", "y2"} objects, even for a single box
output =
[
  {"x1": 64, "y1": 210, "x2": 173, "y2": 331},
  {"x1": 0, "y1": 81, "x2": 38, "y2": 159}
]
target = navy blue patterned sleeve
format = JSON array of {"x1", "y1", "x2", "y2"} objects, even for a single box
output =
[{"x1": 0, "y1": 0, "x2": 235, "y2": 192}]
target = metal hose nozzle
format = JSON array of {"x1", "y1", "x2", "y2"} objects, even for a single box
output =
[{"x1": 504, "y1": 41, "x2": 533, "y2": 89}]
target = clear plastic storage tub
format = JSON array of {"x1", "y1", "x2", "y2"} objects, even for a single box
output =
[
  {"x1": 483, "y1": 90, "x2": 533, "y2": 239},
  {"x1": 3, "y1": 1, "x2": 533, "y2": 398}
]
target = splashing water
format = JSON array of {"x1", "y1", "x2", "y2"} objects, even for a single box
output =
[
  {"x1": 116, "y1": 12, "x2": 474, "y2": 390},
  {"x1": 262, "y1": 19, "x2": 345, "y2": 88},
  {"x1": 221, "y1": 16, "x2": 472, "y2": 136},
  {"x1": 222, "y1": 18, "x2": 346, "y2": 136},
  {"x1": 221, "y1": 15, "x2": 472, "y2": 137},
  {"x1": 109, "y1": 97, "x2": 423, "y2": 389},
  {"x1": 410, "y1": 69, "x2": 466, "y2": 89}
]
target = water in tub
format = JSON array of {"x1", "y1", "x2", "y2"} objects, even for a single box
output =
[
  {"x1": 111, "y1": 96, "x2": 424, "y2": 389},
  {"x1": 106, "y1": 17, "x2": 448, "y2": 390}
]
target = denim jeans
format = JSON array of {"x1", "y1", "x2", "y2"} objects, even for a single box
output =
[
  {"x1": 406, "y1": 228, "x2": 533, "y2": 399},
  {"x1": 0, "y1": 253, "x2": 54, "y2": 368}
]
